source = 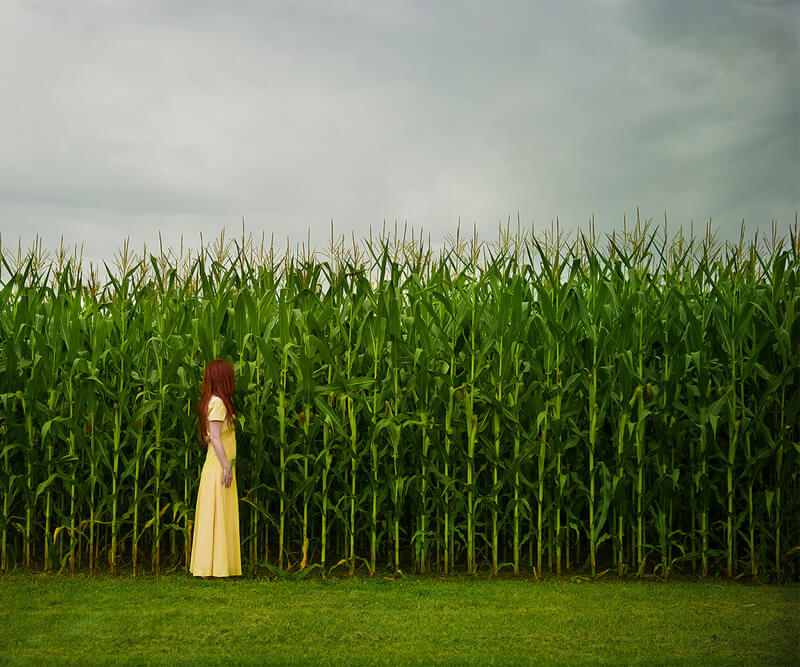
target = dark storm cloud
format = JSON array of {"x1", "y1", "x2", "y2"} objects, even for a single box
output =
[
  {"x1": 0, "y1": 0, "x2": 796, "y2": 268},
  {"x1": 617, "y1": 0, "x2": 799, "y2": 231}
]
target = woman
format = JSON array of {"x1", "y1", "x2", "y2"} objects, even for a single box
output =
[{"x1": 190, "y1": 359, "x2": 242, "y2": 578}]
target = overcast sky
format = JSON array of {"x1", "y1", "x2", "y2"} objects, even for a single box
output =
[{"x1": 0, "y1": 0, "x2": 797, "y2": 269}]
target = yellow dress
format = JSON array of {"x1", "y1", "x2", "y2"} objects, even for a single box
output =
[{"x1": 190, "y1": 395, "x2": 242, "y2": 577}]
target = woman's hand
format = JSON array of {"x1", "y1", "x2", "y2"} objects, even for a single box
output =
[{"x1": 222, "y1": 465, "x2": 233, "y2": 489}]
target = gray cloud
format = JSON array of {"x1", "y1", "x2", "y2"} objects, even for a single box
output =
[{"x1": 0, "y1": 0, "x2": 797, "y2": 269}]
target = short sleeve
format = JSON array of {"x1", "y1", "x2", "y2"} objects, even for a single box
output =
[{"x1": 208, "y1": 396, "x2": 227, "y2": 422}]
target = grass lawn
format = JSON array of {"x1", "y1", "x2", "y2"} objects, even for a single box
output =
[{"x1": 0, "y1": 572, "x2": 797, "y2": 665}]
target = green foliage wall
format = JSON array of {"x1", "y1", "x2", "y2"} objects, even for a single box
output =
[{"x1": 1, "y1": 222, "x2": 798, "y2": 579}]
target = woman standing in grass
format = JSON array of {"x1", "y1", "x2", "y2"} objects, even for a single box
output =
[{"x1": 190, "y1": 359, "x2": 242, "y2": 578}]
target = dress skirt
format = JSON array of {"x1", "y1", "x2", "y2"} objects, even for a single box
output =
[{"x1": 189, "y1": 397, "x2": 242, "y2": 577}]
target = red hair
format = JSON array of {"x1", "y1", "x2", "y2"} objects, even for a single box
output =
[{"x1": 198, "y1": 359, "x2": 236, "y2": 446}]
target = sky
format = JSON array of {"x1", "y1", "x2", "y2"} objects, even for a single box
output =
[{"x1": 0, "y1": 0, "x2": 797, "y2": 270}]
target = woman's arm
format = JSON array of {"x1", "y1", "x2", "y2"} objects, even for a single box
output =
[{"x1": 208, "y1": 420, "x2": 233, "y2": 488}]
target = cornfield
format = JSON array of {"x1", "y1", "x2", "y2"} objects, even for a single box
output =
[{"x1": 1, "y1": 216, "x2": 798, "y2": 580}]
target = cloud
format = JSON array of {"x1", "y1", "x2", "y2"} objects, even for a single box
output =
[{"x1": 0, "y1": 0, "x2": 796, "y2": 268}]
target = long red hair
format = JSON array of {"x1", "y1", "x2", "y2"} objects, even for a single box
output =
[{"x1": 198, "y1": 359, "x2": 236, "y2": 446}]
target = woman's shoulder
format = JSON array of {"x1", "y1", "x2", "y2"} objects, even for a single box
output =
[{"x1": 208, "y1": 395, "x2": 227, "y2": 418}]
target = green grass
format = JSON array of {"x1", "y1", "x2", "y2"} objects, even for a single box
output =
[{"x1": 0, "y1": 574, "x2": 798, "y2": 665}]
